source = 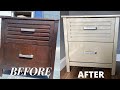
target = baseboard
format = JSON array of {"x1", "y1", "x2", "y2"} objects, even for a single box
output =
[
  {"x1": 60, "y1": 57, "x2": 66, "y2": 71},
  {"x1": 117, "y1": 54, "x2": 120, "y2": 61}
]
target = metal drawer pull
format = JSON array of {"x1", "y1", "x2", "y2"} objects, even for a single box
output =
[
  {"x1": 21, "y1": 28, "x2": 35, "y2": 32},
  {"x1": 83, "y1": 27, "x2": 97, "y2": 30},
  {"x1": 84, "y1": 51, "x2": 97, "y2": 54},
  {"x1": 19, "y1": 54, "x2": 33, "y2": 59}
]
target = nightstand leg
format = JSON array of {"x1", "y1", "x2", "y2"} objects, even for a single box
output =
[
  {"x1": 49, "y1": 72, "x2": 53, "y2": 79},
  {"x1": 111, "y1": 60, "x2": 116, "y2": 75},
  {"x1": 66, "y1": 65, "x2": 70, "y2": 72},
  {"x1": 0, "y1": 68, "x2": 3, "y2": 76},
  {"x1": 112, "y1": 67, "x2": 116, "y2": 75}
]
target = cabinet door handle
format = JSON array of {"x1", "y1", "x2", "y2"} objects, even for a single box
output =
[
  {"x1": 19, "y1": 54, "x2": 33, "y2": 59},
  {"x1": 21, "y1": 28, "x2": 35, "y2": 32},
  {"x1": 84, "y1": 51, "x2": 97, "y2": 54},
  {"x1": 83, "y1": 26, "x2": 97, "y2": 30}
]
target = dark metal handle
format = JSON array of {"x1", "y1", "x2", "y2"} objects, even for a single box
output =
[
  {"x1": 19, "y1": 54, "x2": 33, "y2": 59},
  {"x1": 21, "y1": 28, "x2": 35, "y2": 32}
]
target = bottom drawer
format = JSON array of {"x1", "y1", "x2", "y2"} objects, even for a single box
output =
[
  {"x1": 4, "y1": 43, "x2": 51, "y2": 67},
  {"x1": 69, "y1": 42, "x2": 113, "y2": 63}
]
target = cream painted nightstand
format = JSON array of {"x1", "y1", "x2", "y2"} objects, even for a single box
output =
[{"x1": 62, "y1": 15, "x2": 120, "y2": 75}]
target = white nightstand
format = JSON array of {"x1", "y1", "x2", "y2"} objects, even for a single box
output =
[{"x1": 62, "y1": 15, "x2": 120, "y2": 75}]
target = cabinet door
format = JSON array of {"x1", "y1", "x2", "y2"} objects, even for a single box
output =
[{"x1": 4, "y1": 43, "x2": 51, "y2": 67}]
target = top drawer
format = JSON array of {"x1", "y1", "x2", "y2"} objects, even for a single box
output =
[
  {"x1": 4, "y1": 19, "x2": 55, "y2": 46},
  {"x1": 66, "y1": 18, "x2": 115, "y2": 42}
]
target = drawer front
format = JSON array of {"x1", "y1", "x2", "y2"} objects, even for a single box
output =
[
  {"x1": 4, "y1": 43, "x2": 51, "y2": 67},
  {"x1": 69, "y1": 42, "x2": 113, "y2": 63},
  {"x1": 4, "y1": 19, "x2": 54, "y2": 46},
  {"x1": 67, "y1": 18, "x2": 115, "y2": 42}
]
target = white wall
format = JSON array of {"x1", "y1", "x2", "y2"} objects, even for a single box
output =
[
  {"x1": 60, "y1": 11, "x2": 69, "y2": 60},
  {"x1": 69, "y1": 11, "x2": 120, "y2": 15},
  {"x1": 43, "y1": 11, "x2": 60, "y2": 79},
  {"x1": 60, "y1": 11, "x2": 69, "y2": 71},
  {"x1": 0, "y1": 11, "x2": 12, "y2": 23},
  {"x1": 0, "y1": 11, "x2": 12, "y2": 16}
]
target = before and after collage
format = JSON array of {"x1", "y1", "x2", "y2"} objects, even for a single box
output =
[{"x1": 0, "y1": 11, "x2": 120, "y2": 79}]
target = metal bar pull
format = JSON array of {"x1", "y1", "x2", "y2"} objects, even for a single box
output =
[
  {"x1": 21, "y1": 28, "x2": 35, "y2": 32},
  {"x1": 84, "y1": 51, "x2": 97, "y2": 55},
  {"x1": 19, "y1": 54, "x2": 34, "y2": 59},
  {"x1": 83, "y1": 26, "x2": 97, "y2": 30}
]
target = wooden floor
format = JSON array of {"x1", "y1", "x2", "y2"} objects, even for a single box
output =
[{"x1": 60, "y1": 61, "x2": 120, "y2": 79}]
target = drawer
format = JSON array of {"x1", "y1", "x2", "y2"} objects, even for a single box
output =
[
  {"x1": 4, "y1": 43, "x2": 51, "y2": 67},
  {"x1": 69, "y1": 42, "x2": 113, "y2": 63},
  {"x1": 4, "y1": 20, "x2": 54, "y2": 46},
  {"x1": 67, "y1": 18, "x2": 115, "y2": 42}
]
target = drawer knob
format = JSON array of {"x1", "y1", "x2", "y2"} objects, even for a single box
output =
[
  {"x1": 21, "y1": 28, "x2": 35, "y2": 32},
  {"x1": 83, "y1": 27, "x2": 97, "y2": 30},
  {"x1": 19, "y1": 54, "x2": 33, "y2": 59}
]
